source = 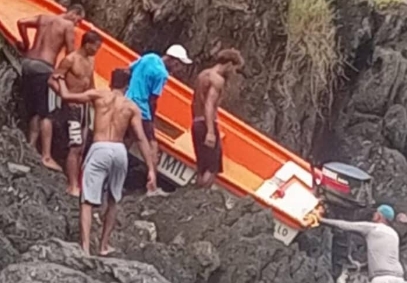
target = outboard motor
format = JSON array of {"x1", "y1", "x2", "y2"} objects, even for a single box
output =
[
  {"x1": 313, "y1": 162, "x2": 374, "y2": 209},
  {"x1": 311, "y1": 162, "x2": 375, "y2": 281}
]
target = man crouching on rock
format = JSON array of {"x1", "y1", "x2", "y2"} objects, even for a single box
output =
[{"x1": 51, "y1": 69, "x2": 156, "y2": 256}]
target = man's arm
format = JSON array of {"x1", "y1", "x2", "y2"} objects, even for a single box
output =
[
  {"x1": 204, "y1": 86, "x2": 219, "y2": 135},
  {"x1": 48, "y1": 55, "x2": 74, "y2": 93},
  {"x1": 130, "y1": 105, "x2": 154, "y2": 172},
  {"x1": 17, "y1": 15, "x2": 40, "y2": 50},
  {"x1": 148, "y1": 72, "x2": 167, "y2": 119},
  {"x1": 151, "y1": 72, "x2": 167, "y2": 97},
  {"x1": 64, "y1": 25, "x2": 75, "y2": 54},
  {"x1": 54, "y1": 76, "x2": 101, "y2": 104},
  {"x1": 321, "y1": 218, "x2": 376, "y2": 236},
  {"x1": 90, "y1": 73, "x2": 96, "y2": 89}
]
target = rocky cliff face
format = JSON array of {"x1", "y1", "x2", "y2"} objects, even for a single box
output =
[{"x1": 2, "y1": 0, "x2": 407, "y2": 282}]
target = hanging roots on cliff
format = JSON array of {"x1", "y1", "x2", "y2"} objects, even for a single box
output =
[{"x1": 277, "y1": 0, "x2": 345, "y2": 119}]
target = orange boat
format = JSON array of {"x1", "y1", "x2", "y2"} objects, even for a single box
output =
[{"x1": 0, "y1": 0, "x2": 321, "y2": 245}]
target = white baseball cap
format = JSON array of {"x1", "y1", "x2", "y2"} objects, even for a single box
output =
[{"x1": 165, "y1": 44, "x2": 192, "y2": 64}]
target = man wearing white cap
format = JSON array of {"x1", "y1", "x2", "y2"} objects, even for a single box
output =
[
  {"x1": 319, "y1": 204, "x2": 405, "y2": 283},
  {"x1": 125, "y1": 44, "x2": 192, "y2": 196}
]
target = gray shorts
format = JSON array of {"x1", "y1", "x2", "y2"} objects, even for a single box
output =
[{"x1": 81, "y1": 142, "x2": 128, "y2": 205}]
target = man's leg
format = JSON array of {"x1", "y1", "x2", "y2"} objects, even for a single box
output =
[
  {"x1": 197, "y1": 171, "x2": 215, "y2": 189},
  {"x1": 202, "y1": 171, "x2": 216, "y2": 189},
  {"x1": 28, "y1": 115, "x2": 40, "y2": 147},
  {"x1": 150, "y1": 139, "x2": 159, "y2": 171},
  {"x1": 79, "y1": 125, "x2": 89, "y2": 165},
  {"x1": 99, "y1": 195, "x2": 117, "y2": 256},
  {"x1": 80, "y1": 201, "x2": 93, "y2": 256},
  {"x1": 66, "y1": 146, "x2": 82, "y2": 196},
  {"x1": 194, "y1": 122, "x2": 222, "y2": 189},
  {"x1": 66, "y1": 110, "x2": 84, "y2": 196},
  {"x1": 80, "y1": 143, "x2": 109, "y2": 256},
  {"x1": 40, "y1": 117, "x2": 63, "y2": 171},
  {"x1": 100, "y1": 144, "x2": 128, "y2": 255}
]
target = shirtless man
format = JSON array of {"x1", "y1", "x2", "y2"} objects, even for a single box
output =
[
  {"x1": 49, "y1": 31, "x2": 102, "y2": 196},
  {"x1": 192, "y1": 48, "x2": 244, "y2": 188},
  {"x1": 51, "y1": 69, "x2": 156, "y2": 256},
  {"x1": 16, "y1": 4, "x2": 85, "y2": 172}
]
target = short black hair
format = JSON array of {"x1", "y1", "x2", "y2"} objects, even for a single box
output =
[
  {"x1": 81, "y1": 30, "x2": 102, "y2": 46},
  {"x1": 67, "y1": 4, "x2": 85, "y2": 17},
  {"x1": 110, "y1": 69, "x2": 130, "y2": 89}
]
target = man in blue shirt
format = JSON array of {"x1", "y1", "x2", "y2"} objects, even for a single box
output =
[{"x1": 126, "y1": 44, "x2": 192, "y2": 193}]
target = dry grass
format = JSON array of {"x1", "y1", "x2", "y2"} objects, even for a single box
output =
[
  {"x1": 276, "y1": 0, "x2": 344, "y2": 118},
  {"x1": 373, "y1": 0, "x2": 406, "y2": 9}
]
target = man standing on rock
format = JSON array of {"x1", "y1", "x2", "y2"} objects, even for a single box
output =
[
  {"x1": 51, "y1": 68, "x2": 156, "y2": 256},
  {"x1": 16, "y1": 4, "x2": 85, "y2": 172},
  {"x1": 125, "y1": 44, "x2": 192, "y2": 196},
  {"x1": 319, "y1": 205, "x2": 405, "y2": 283},
  {"x1": 49, "y1": 31, "x2": 102, "y2": 197},
  {"x1": 191, "y1": 48, "x2": 244, "y2": 189}
]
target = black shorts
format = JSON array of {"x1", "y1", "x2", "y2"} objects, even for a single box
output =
[
  {"x1": 191, "y1": 120, "x2": 223, "y2": 174},
  {"x1": 21, "y1": 58, "x2": 56, "y2": 119},
  {"x1": 142, "y1": 120, "x2": 156, "y2": 141},
  {"x1": 66, "y1": 104, "x2": 89, "y2": 147}
]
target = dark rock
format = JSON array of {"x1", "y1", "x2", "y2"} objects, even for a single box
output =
[
  {"x1": 0, "y1": 262, "x2": 103, "y2": 283},
  {"x1": 383, "y1": 104, "x2": 407, "y2": 151},
  {"x1": 0, "y1": 232, "x2": 19, "y2": 270},
  {"x1": 18, "y1": 238, "x2": 172, "y2": 283}
]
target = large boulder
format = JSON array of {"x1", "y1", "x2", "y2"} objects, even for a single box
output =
[{"x1": 1, "y1": 238, "x2": 171, "y2": 283}]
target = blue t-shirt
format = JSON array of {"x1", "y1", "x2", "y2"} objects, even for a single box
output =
[{"x1": 126, "y1": 53, "x2": 169, "y2": 120}]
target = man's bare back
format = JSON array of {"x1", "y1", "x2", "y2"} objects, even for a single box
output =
[
  {"x1": 192, "y1": 69, "x2": 224, "y2": 118},
  {"x1": 18, "y1": 14, "x2": 75, "y2": 66},
  {"x1": 92, "y1": 90, "x2": 138, "y2": 143}
]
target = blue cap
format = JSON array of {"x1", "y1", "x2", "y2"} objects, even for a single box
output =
[{"x1": 377, "y1": 205, "x2": 395, "y2": 221}]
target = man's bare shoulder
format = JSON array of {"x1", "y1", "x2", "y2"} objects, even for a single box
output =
[
  {"x1": 91, "y1": 89, "x2": 110, "y2": 101},
  {"x1": 63, "y1": 51, "x2": 77, "y2": 62},
  {"x1": 125, "y1": 98, "x2": 141, "y2": 116},
  {"x1": 208, "y1": 72, "x2": 224, "y2": 90},
  {"x1": 39, "y1": 14, "x2": 59, "y2": 24},
  {"x1": 197, "y1": 69, "x2": 211, "y2": 81},
  {"x1": 60, "y1": 18, "x2": 75, "y2": 30}
]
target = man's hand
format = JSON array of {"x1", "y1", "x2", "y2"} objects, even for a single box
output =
[
  {"x1": 146, "y1": 170, "x2": 157, "y2": 192},
  {"x1": 204, "y1": 132, "x2": 216, "y2": 148},
  {"x1": 15, "y1": 41, "x2": 27, "y2": 53},
  {"x1": 52, "y1": 74, "x2": 65, "y2": 80}
]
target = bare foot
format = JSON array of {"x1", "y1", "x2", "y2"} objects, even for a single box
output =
[
  {"x1": 146, "y1": 187, "x2": 170, "y2": 198},
  {"x1": 67, "y1": 186, "x2": 80, "y2": 197},
  {"x1": 81, "y1": 246, "x2": 90, "y2": 257},
  {"x1": 99, "y1": 245, "x2": 116, "y2": 256},
  {"x1": 42, "y1": 157, "x2": 63, "y2": 172}
]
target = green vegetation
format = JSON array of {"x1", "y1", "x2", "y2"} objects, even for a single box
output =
[{"x1": 278, "y1": 0, "x2": 344, "y2": 118}]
